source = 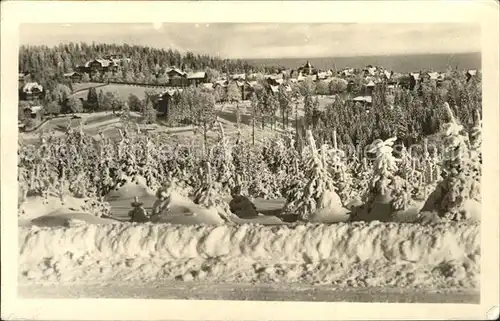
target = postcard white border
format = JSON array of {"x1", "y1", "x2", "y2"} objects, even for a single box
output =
[{"x1": 2, "y1": 1, "x2": 499, "y2": 320}]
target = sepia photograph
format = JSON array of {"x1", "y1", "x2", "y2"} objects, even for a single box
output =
[{"x1": 2, "y1": 1, "x2": 499, "y2": 320}]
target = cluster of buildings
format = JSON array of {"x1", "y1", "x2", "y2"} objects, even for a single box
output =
[
  {"x1": 75, "y1": 55, "x2": 131, "y2": 75},
  {"x1": 162, "y1": 67, "x2": 208, "y2": 87},
  {"x1": 19, "y1": 56, "x2": 480, "y2": 125}
]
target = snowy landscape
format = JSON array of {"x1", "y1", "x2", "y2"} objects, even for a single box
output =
[{"x1": 17, "y1": 23, "x2": 482, "y2": 303}]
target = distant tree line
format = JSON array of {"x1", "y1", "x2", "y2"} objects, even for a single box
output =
[{"x1": 18, "y1": 42, "x2": 279, "y2": 94}]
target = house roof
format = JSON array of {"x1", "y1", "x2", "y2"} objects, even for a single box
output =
[
  {"x1": 160, "y1": 88, "x2": 183, "y2": 97},
  {"x1": 366, "y1": 80, "x2": 376, "y2": 87},
  {"x1": 23, "y1": 82, "x2": 43, "y2": 93},
  {"x1": 410, "y1": 72, "x2": 420, "y2": 80},
  {"x1": 95, "y1": 59, "x2": 112, "y2": 67},
  {"x1": 31, "y1": 105, "x2": 43, "y2": 113},
  {"x1": 317, "y1": 72, "x2": 328, "y2": 79},
  {"x1": 187, "y1": 71, "x2": 206, "y2": 79},
  {"x1": 166, "y1": 67, "x2": 186, "y2": 76},
  {"x1": 214, "y1": 80, "x2": 228, "y2": 87},
  {"x1": 24, "y1": 105, "x2": 43, "y2": 113},
  {"x1": 201, "y1": 83, "x2": 214, "y2": 90},
  {"x1": 468, "y1": 70, "x2": 477, "y2": 76},
  {"x1": 64, "y1": 72, "x2": 81, "y2": 77},
  {"x1": 366, "y1": 67, "x2": 377, "y2": 76},
  {"x1": 352, "y1": 96, "x2": 372, "y2": 103},
  {"x1": 270, "y1": 85, "x2": 280, "y2": 93},
  {"x1": 232, "y1": 73, "x2": 246, "y2": 80},
  {"x1": 428, "y1": 72, "x2": 439, "y2": 80}
]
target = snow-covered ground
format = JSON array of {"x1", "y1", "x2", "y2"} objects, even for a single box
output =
[
  {"x1": 19, "y1": 281, "x2": 479, "y2": 303},
  {"x1": 17, "y1": 173, "x2": 480, "y2": 301}
]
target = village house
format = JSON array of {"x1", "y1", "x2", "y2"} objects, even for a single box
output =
[
  {"x1": 407, "y1": 72, "x2": 419, "y2": 90},
  {"x1": 166, "y1": 67, "x2": 188, "y2": 87},
  {"x1": 297, "y1": 61, "x2": 315, "y2": 76},
  {"x1": 200, "y1": 83, "x2": 214, "y2": 91},
  {"x1": 339, "y1": 68, "x2": 355, "y2": 78},
  {"x1": 363, "y1": 65, "x2": 378, "y2": 77},
  {"x1": 382, "y1": 70, "x2": 394, "y2": 81},
  {"x1": 232, "y1": 73, "x2": 246, "y2": 81},
  {"x1": 163, "y1": 67, "x2": 209, "y2": 87},
  {"x1": 89, "y1": 59, "x2": 118, "y2": 73},
  {"x1": 156, "y1": 88, "x2": 184, "y2": 118},
  {"x1": 19, "y1": 72, "x2": 29, "y2": 90},
  {"x1": 102, "y1": 55, "x2": 131, "y2": 66},
  {"x1": 466, "y1": 69, "x2": 478, "y2": 82},
  {"x1": 241, "y1": 81, "x2": 256, "y2": 100},
  {"x1": 76, "y1": 57, "x2": 121, "y2": 74},
  {"x1": 63, "y1": 72, "x2": 83, "y2": 83},
  {"x1": 364, "y1": 80, "x2": 376, "y2": 96},
  {"x1": 23, "y1": 105, "x2": 44, "y2": 121},
  {"x1": 214, "y1": 79, "x2": 228, "y2": 89},
  {"x1": 265, "y1": 74, "x2": 284, "y2": 86},
  {"x1": 20, "y1": 82, "x2": 44, "y2": 101},
  {"x1": 187, "y1": 71, "x2": 208, "y2": 87},
  {"x1": 316, "y1": 71, "x2": 329, "y2": 81},
  {"x1": 352, "y1": 95, "x2": 372, "y2": 106},
  {"x1": 19, "y1": 72, "x2": 30, "y2": 82}
]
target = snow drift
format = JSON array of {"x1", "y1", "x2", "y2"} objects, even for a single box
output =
[
  {"x1": 19, "y1": 221, "x2": 480, "y2": 288},
  {"x1": 105, "y1": 175, "x2": 155, "y2": 201}
]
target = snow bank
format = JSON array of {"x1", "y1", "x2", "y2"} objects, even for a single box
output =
[
  {"x1": 19, "y1": 222, "x2": 479, "y2": 288},
  {"x1": 151, "y1": 189, "x2": 226, "y2": 225},
  {"x1": 19, "y1": 196, "x2": 88, "y2": 222},
  {"x1": 153, "y1": 205, "x2": 225, "y2": 225},
  {"x1": 29, "y1": 211, "x2": 118, "y2": 228}
]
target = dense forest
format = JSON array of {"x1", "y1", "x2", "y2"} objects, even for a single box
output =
[{"x1": 18, "y1": 42, "x2": 277, "y2": 92}]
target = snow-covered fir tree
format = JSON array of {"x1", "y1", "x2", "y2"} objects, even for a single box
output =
[{"x1": 282, "y1": 130, "x2": 344, "y2": 221}]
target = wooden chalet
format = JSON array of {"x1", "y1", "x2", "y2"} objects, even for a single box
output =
[
  {"x1": 241, "y1": 81, "x2": 255, "y2": 100},
  {"x1": 166, "y1": 67, "x2": 188, "y2": 87},
  {"x1": 76, "y1": 58, "x2": 120, "y2": 74},
  {"x1": 23, "y1": 105, "x2": 44, "y2": 120},
  {"x1": 63, "y1": 72, "x2": 83, "y2": 82},
  {"x1": 265, "y1": 74, "x2": 284, "y2": 86},
  {"x1": 156, "y1": 88, "x2": 183, "y2": 118},
  {"x1": 364, "y1": 80, "x2": 376, "y2": 96},
  {"x1": 20, "y1": 82, "x2": 44, "y2": 101},
  {"x1": 187, "y1": 71, "x2": 208, "y2": 87}
]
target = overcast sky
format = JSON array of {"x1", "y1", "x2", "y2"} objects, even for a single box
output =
[{"x1": 20, "y1": 23, "x2": 481, "y2": 58}]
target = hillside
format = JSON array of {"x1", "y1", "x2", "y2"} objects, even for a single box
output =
[{"x1": 18, "y1": 42, "x2": 277, "y2": 95}]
